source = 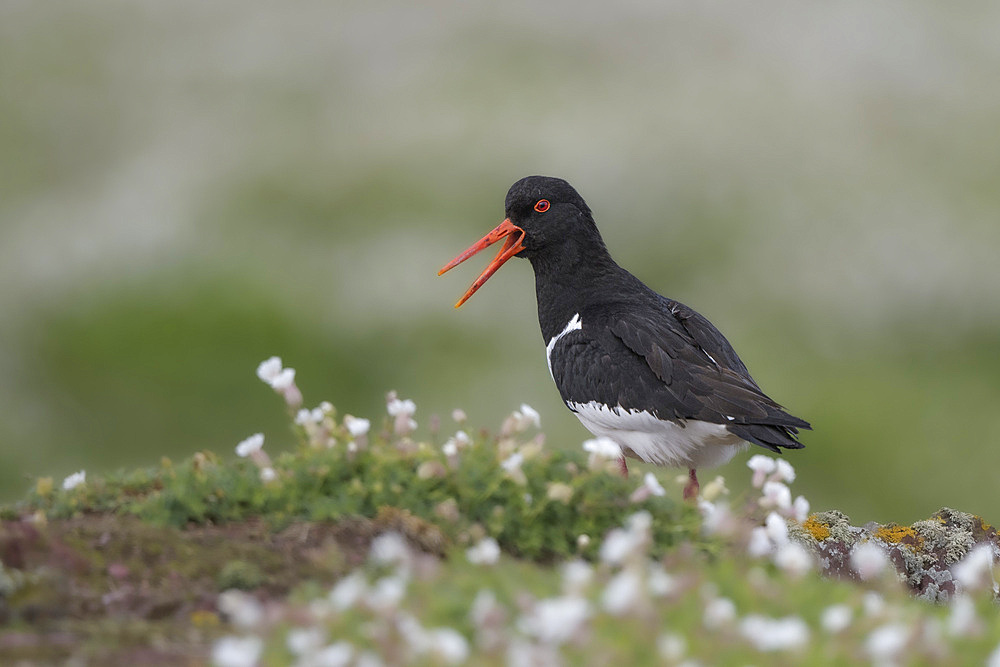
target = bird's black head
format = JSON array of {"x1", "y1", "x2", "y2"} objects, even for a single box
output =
[
  {"x1": 502, "y1": 175, "x2": 600, "y2": 258},
  {"x1": 439, "y1": 175, "x2": 608, "y2": 307}
]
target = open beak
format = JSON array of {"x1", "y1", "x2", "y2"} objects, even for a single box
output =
[{"x1": 438, "y1": 218, "x2": 525, "y2": 308}]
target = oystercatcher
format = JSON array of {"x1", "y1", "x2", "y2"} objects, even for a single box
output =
[{"x1": 439, "y1": 176, "x2": 809, "y2": 500}]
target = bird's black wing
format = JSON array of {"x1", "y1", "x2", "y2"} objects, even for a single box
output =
[{"x1": 602, "y1": 305, "x2": 810, "y2": 452}]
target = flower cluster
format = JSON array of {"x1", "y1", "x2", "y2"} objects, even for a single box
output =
[
  {"x1": 234, "y1": 433, "x2": 276, "y2": 482},
  {"x1": 256, "y1": 356, "x2": 302, "y2": 409},
  {"x1": 205, "y1": 359, "x2": 1000, "y2": 665},
  {"x1": 62, "y1": 470, "x2": 86, "y2": 491},
  {"x1": 214, "y1": 532, "x2": 470, "y2": 667}
]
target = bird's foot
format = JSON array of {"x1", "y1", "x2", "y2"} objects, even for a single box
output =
[
  {"x1": 618, "y1": 456, "x2": 629, "y2": 478},
  {"x1": 682, "y1": 468, "x2": 699, "y2": 501}
]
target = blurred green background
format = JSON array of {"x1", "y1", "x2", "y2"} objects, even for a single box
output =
[{"x1": 1, "y1": 1, "x2": 998, "y2": 523}]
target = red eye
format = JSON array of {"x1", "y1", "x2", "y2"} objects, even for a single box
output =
[{"x1": 534, "y1": 199, "x2": 550, "y2": 213}]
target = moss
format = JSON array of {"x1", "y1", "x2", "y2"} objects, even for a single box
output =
[{"x1": 217, "y1": 560, "x2": 265, "y2": 591}]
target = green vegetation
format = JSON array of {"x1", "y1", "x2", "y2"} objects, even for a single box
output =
[{"x1": 1, "y1": 379, "x2": 997, "y2": 664}]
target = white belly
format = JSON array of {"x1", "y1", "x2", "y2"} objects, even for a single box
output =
[{"x1": 568, "y1": 400, "x2": 748, "y2": 470}]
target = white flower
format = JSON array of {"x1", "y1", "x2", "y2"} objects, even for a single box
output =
[
  {"x1": 355, "y1": 651, "x2": 385, "y2": 667},
  {"x1": 947, "y1": 594, "x2": 980, "y2": 637},
  {"x1": 518, "y1": 403, "x2": 541, "y2": 428},
  {"x1": 582, "y1": 437, "x2": 622, "y2": 460},
  {"x1": 370, "y1": 532, "x2": 410, "y2": 567},
  {"x1": 765, "y1": 512, "x2": 790, "y2": 545},
  {"x1": 270, "y1": 367, "x2": 296, "y2": 391},
  {"x1": 865, "y1": 623, "x2": 910, "y2": 664},
  {"x1": 287, "y1": 627, "x2": 325, "y2": 656},
  {"x1": 952, "y1": 543, "x2": 996, "y2": 592},
  {"x1": 773, "y1": 459, "x2": 796, "y2": 483},
  {"x1": 256, "y1": 356, "x2": 283, "y2": 384},
  {"x1": 562, "y1": 560, "x2": 594, "y2": 594},
  {"x1": 387, "y1": 393, "x2": 417, "y2": 434},
  {"x1": 428, "y1": 628, "x2": 469, "y2": 665},
  {"x1": 466, "y1": 537, "x2": 501, "y2": 566},
  {"x1": 647, "y1": 566, "x2": 677, "y2": 597},
  {"x1": 387, "y1": 396, "x2": 416, "y2": 417},
  {"x1": 217, "y1": 590, "x2": 263, "y2": 629},
  {"x1": 698, "y1": 499, "x2": 733, "y2": 536},
  {"x1": 600, "y1": 530, "x2": 639, "y2": 566},
  {"x1": 627, "y1": 510, "x2": 652, "y2": 533},
  {"x1": 259, "y1": 467, "x2": 276, "y2": 482},
  {"x1": 747, "y1": 455, "x2": 777, "y2": 487},
  {"x1": 701, "y1": 475, "x2": 729, "y2": 501},
  {"x1": 703, "y1": 596, "x2": 737, "y2": 629},
  {"x1": 453, "y1": 430, "x2": 471, "y2": 446},
  {"x1": 761, "y1": 481, "x2": 792, "y2": 511},
  {"x1": 851, "y1": 542, "x2": 890, "y2": 581},
  {"x1": 821, "y1": 604, "x2": 853, "y2": 634},
  {"x1": 862, "y1": 591, "x2": 886, "y2": 617},
  {"x1": 505, "y1": 404, "x2": 541, "y2": 433},
  {"x1": 329, "y1": 572, "x2": 367, "y2": 611},
  {"x1": 987, "y1": 642, "x2": 1000, "y2": 667},
  {"x1": 314, "y1": 642, "x2": 354, "y2": 667},
  {"x1": 599, "y1": 512, "x2": 652, "y2": 565},
  {"x1": 62, "y1": 470, "x2": 86, "y2": 491},
  {"x1": 641, "y1": 472, "x2": 666, "y2": 497},
  {"x1": 501, "y1": 452, "x2": 523, "y2": 473},
  {"x1": 469, "y1": 589, "x2": 499, "y2": 628},
  {"x1": 658, "y1": 633, "x2": 686, "y2": 661},
  {"x1": 367, "y1": 575, "x2": 407, "y2": 611},
  {"x1": 740, "y1": 614, "x2": 810, "y2": 651},
  {"x1": 343, "y1": 415, "x2": 371, "y2": 437},
  {"x1": 442, "y1": 440, "x2": 458, "y2": 457},
  {"x1": 235, "y1": 433, "x2": 264, "y2": 458},
  {"x1": 792, "y1": 495, "x2": 810, "y2": 523},
  {"x1": 294, "y1": 409, "x2": 313, "y2": 426},
  {"x1": 212, "y1": 635, "x2": 263, "y2": 667},
  {"x1": 397, "y1": 612, "x2": 429, "y2": 653},
  {"x1": 602, "y1": 570, "x2": 643, "y2": 616},
  {"x1": 518, "y1": 596, "x2": 591, "y2": 645},
  {"x1": 774, "y1": 542, "x2": 813, "y2": 577},
  {"x1": 451, "y1": 408, "x2": 467, "y2": 423},
  {"x1": 747, "y1": 526, "x2": 773, "y2": 557}
]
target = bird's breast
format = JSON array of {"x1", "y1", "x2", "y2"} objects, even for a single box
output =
[{"x1": 568, "y1": 400, "x2": 747, "y2": 469}]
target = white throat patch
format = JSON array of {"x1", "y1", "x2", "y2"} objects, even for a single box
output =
[{"x1": 545, "y1": 313, "x2": 582, "y2": 380}]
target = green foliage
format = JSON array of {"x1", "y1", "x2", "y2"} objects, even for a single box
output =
[
  {"x1": 218, "y1": 560, "x2": 266, "y2": 591},
  {"x1": 10, "y1": 426, "x2": 702, "y2": 563}
]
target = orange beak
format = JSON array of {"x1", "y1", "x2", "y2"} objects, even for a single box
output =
[{"x1": 438, "y1": 219, "x2": 526, "y2": 308}]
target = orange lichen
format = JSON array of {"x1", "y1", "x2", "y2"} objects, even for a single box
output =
[
  {"x1": 875, "y1": 524, "x2": 924, "y2": 549},
  {"x1": 803, "y1": 515, "x2": 831, "y2": 541}
]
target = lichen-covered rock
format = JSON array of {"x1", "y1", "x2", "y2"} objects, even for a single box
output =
[{"x1": 793, "y1": 507, "x2": 999, "y2": 602}]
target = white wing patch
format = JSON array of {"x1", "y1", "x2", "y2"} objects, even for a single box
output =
[
  {"x1": 545, "y1": 313, "x2": 582, "y2": 380},
  {"x1": 568, "y1": 400, "x2": 748, "y2": 470}
]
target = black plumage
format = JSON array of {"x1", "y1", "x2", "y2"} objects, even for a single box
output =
[{"x1": 440, "y1": 175, "x2": 809, "y2": 498}]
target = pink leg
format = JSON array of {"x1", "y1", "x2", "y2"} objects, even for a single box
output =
[
  {"x1": 683, "y1": 468, "x2": 700, "y2": 501},
  {"x1": 618, "y1": 456, "x2": 629, "y2": 478}
]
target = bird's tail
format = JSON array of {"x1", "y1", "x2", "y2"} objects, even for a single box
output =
[{"x1": 727, "y1": 420, "x2": 809, "y2": 453}]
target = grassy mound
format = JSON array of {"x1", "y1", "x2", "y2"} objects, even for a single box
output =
[{"x1": 1, "y1": 360, "x2": 998, "y2": 664}]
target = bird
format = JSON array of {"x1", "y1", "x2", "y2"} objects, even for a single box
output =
[{"x1": 438, "y1": 176, "x2": 809, "y2": 500}]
